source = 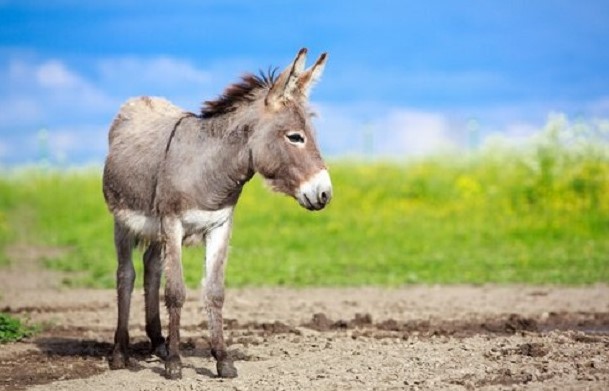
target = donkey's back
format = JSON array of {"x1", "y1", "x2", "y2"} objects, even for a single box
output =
[{"x1": 103, "y1": 96, "x2": 188, "y2": 214}]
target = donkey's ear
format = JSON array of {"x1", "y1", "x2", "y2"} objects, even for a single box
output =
[
  {"x1": 297, "y1": 52, "x2": 327, "y2": 99},
  {"x1": 265, "y1": 48, "x2": 307, "y2": 109}
]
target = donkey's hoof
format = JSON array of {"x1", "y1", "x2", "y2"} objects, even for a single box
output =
[
  {"x1": 164, "y1": 356, "x2": 182, "y2": 380},
  {"x1": 152, "y1": 341, "x2": 168, "y2": 360},
  {"x1": 109, "y1": 351, "x2": 128, "y2": 370},
  {"x1": 217, "y1": 360, "x2": 238, "y2": 378}
]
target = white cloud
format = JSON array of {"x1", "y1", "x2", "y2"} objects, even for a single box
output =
[
  {"x1": 312, "y1": 102, "x2": 370, "y2": 156},
  {"x1": 315, "y1": 103, "x2": 461, "y2": 157},
  {"x1": 2, "y1": 125, "x2": 109, "y2": 165},
  {"x1": 0, "y1": 58, "x2": 116, "y2": 127},
  {"x1": 50, "y1": 126, "x2": 108, "y2": 160},
  {"x1": 374, "y1": 110, "x2": 457, "y2": 156},
  {"x1": 0, "y1": 55, "x2": 220, "y2": 131},
  {"x1": 480, "y1": 121, "x2": 540, "y2": 148},
  {"x1": 36, "y1": 60, "x2": 83, "y2": 88}
]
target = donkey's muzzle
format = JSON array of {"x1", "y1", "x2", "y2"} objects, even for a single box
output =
[{"x1": 296, "y1": 169, "x2": 333, "y2": 211}]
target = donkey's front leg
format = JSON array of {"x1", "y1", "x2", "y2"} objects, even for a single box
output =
[
  {"x1": 161, "y1": 217, "x2": 186, "y2": 379},
  {"x1": 110, "y1": 221, "x2": 135, "y2": 369},
  {"x1": 204, "y1": 216, "x2": 237, "y2": 378}
]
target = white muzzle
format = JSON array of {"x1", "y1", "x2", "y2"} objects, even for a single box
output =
[{"x1": 296, "y1": 169, "x2": 333, "y2": 211}]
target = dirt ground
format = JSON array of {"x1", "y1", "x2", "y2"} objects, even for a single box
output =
[{"x1": 0, "y1": 247, "x2": 608, "y2": 390}]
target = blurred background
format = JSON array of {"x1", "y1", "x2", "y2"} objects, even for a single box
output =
[
  {"x1": 0, "y1": 1, "x2": 608, "y2": 287},
  {"x1": 1, "y1": 0, "x2": 608, "y2": 165}
]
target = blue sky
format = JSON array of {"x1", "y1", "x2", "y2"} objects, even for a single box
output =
[{"x1": 1, "y1": 1, "x2": 608, "y2": 164}]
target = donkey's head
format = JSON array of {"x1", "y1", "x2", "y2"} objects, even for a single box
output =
[{"x1": 249, "y1": 48, "x2": 332, "y2": 211}]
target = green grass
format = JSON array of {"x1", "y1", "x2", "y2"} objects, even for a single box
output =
[
  {"x1": 0, "y1": 313, "x2": 39, "y2": 343},
  {"x1": 1, "y1": 117, "x2": 608, "y2": 287}
]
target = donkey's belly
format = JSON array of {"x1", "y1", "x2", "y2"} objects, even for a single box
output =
[{"x1": 115, "y1": 207, "x2": 233, "y2": 244}]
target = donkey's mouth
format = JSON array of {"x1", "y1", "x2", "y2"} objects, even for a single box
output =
[{"x1": 298, "y1": 193, "x2": 323, "y2": 211}]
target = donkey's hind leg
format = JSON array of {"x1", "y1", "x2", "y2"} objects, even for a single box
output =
[
  {"x1": 143, "y1": 241, "x2": 167, "y2": 358},
  {"x1": 109, "y1": 221, "x2": 135, "y2": 369}
]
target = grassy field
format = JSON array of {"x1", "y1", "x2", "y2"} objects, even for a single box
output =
[{"x1": 1, "y1": 117, "x2": 608, "y2": 288}]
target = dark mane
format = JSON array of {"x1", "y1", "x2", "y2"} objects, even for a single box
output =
[{"x1": 201, "y1": 69, "x2": 278, "y2": 118}]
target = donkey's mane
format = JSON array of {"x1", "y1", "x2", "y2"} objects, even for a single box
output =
[{"x1": 201, "y1": 69, "x2": 278, "y2": 118}]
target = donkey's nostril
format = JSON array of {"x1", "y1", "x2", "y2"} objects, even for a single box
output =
[
  {"x1": 320, "y1": 191, "x2": 328, "y2": 203},
  {"x1": 319, "y1": 189, "x2": 332, "y2": 206}
]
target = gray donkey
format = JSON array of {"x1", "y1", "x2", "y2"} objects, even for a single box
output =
[{"x1": 102, "y1": 48, "x2": 331, "y2": 379}]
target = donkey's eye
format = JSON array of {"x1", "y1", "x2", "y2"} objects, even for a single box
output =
[{"x1": 286, "y1": 133, "x2": 305, "y2": 144}]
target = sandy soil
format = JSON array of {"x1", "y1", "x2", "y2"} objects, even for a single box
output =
[{"x1": 0, "y1": 247, "x2": 608, "y2": 390}]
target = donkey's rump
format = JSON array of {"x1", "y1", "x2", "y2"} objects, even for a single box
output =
[{"x1": 103, "y1": 96, "x2": 190, "y2": 214}]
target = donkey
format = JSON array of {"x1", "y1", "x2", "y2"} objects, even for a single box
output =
[{"x1": 102, "y1": 48, "x2": 331, "y2": 379}]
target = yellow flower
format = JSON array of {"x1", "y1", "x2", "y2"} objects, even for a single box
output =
[{"x1": 455, "y1": 175, "x2": 482, "y2": 199}]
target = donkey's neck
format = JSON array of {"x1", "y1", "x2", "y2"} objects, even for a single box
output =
[
  {"x1": 155, "y1": 114, "x2": 255, "y2": 214},
  {"x1": 197, "y1": 114, "x2": 257, "y2": 206}
]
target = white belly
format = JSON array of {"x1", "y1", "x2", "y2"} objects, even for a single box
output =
[{"x1": 114, "y1": 207, "x2": 233, "y2": 243}]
